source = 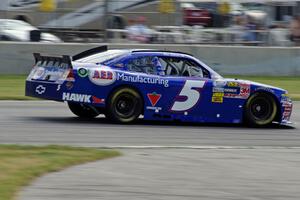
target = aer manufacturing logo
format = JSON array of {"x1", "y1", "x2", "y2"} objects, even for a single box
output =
[{"x1": 89, "y1": 69, "x2": 116, "y2": 86}]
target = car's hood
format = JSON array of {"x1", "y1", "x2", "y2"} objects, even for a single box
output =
[
  {"x1": 222, "y1": 78, "x2": 286, "y2": 93},
  {"x1": 1, "y1": 30, "x2": 28, "y2": 41},
  {"x1": 1, "y1": 30, "x2": 62, "y2": 42},
  {"x1": 41, "y1": 33, "x2": 62, "y2": 43}
]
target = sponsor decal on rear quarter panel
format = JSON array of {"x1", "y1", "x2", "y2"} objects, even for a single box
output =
[
  {"x1": 89, "y1": 69, "x2": 116, "y2": 86},
  {"x1": 77, "y1": 68, "x2": 89, "y2": 77}
]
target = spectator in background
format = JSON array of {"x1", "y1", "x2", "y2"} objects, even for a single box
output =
[
  {"x1": 244, "y1": 16, "x2": 257, "y2": 42},
  {"x1": 230, "y1": 15, "x2": 246, "y2": 42},
  {"x1": 268, "y1": 22, "x2": 290, "y2": 46},
  {"x1": 217, "y1": 1, "x2": 231, "y2": 27},
  {"x1": 126, "y1": 18, "x2": 136, "y2": 39},
  {"x1": 289, "y1": 15, "x2": 300, "y2": 46},
  {"x1": 126, "y1": 16, "x2": 154, "y2": 43}
]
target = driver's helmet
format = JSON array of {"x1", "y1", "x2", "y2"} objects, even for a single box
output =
[{"x1": 152, "y1": 56, "x2": 165, "y2": 75}]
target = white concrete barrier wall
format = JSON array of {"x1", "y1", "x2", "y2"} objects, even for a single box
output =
[{"x1": 0, "y1": 42, "x2": 300, "y2": 76}]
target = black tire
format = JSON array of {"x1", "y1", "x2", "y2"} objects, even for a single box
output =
[
  {"x1": 68, "y1": 102, "x2": 99, "y2": 119},
  {"x1": 244, "y1": 93, "x2": 277, "y2": 127},
  {"x1": 106, "y1": 87, "x2": 143, "y2": 123}
]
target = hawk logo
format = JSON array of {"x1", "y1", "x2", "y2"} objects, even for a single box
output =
[
  {"x1": 62, "y1": 93, "x2": 91, "y2": 103},
  {"x1": 147, "y1": 93, "x2": 161, "y2": 107}
]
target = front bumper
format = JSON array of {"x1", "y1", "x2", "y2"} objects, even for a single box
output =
[{"x1": 280, "y1": 96, "x2": 293, "y2": 124}]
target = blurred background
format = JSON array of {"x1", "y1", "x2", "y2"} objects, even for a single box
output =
[
  {"x1": 0, "y1": 3, "x2": 299, "y2": 200},
  {"x1": 0, "y1": 0, "x2": 300, "y2": 46},
  {"x1": 1, "y1": 0, "x2": 300, "y2": 77}
]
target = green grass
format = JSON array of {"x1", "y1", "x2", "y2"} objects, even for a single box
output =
[
  {"x1": 0, "y1": 75, "x2": 299, "y2": 100},
  {"x1": 0, "y1": 145, "x2": 120, "y2": 200},
  {"x1": 0, "y1": 75, "x2": 34, "y2": 100},
  {"x1": 225, "y1": 76, "x2": 300, "y2": 100}
]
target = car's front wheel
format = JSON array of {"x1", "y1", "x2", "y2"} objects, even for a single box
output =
[
  {"x1": 106, "y1": 87, "x2": 143, "y2": 123},
  {"x1": 244, "y1": 92, "x2": 278, "y2": 127},
  {"x1": 68, "y1": 102, "x2": 99, "y2": 118}
]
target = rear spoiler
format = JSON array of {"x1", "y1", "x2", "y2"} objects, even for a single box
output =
[
  {"x1": 33, "y1": 53, "x2": 72, "y2": 69},
  {"x1": 33, "y1": 45, "x2": 108, "y2": 68},
  {"x1": 72, "y1": 45, "x2": 108, "y2": 61}
]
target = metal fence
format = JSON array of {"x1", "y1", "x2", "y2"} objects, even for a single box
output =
[{"x1": 0, "y1": 0, "x2": 299, "y2": 45}]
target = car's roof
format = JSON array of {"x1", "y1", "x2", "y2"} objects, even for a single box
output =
[
  {"x1": 0, "y1": 19, "x2": 29, "y2": 24},
  {"x1": 128, "y1": 49, "x2": 193, "y2": 57},
  {"x1": 73, "y1": 47, "x2": 222, "y2": 79},
  {"x1": 73, "y1": 46, "x2": 194, "y2": 62},
  {"x1": 74, "y1": 49, "x2": 195, "y2": 65},
  {"x1": 0, "y1": 19, "x2": 35, "y2": 30}
]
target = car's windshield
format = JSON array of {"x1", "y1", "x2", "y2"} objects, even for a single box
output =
[{"x1": 76, "y1": 50, "x2": 129, "y2": 64}]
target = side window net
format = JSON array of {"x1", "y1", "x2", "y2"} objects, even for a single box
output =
[
  {"x1": 126, "y1": 56, "x2": 158, "y2": 75},
  {"x1": 159, "y1": 57, "x2": 210, "y2": 78}
]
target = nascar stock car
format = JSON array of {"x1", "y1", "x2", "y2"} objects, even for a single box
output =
[{"x1": 25, "y1": 46, "x2": 293, "y2": 126}]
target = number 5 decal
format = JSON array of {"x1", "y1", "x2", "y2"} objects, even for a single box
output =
[{"x1": 171, "y1": 80, "x2": 205, "y2": 112}]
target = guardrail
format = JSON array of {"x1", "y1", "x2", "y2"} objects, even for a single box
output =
[
  {"x1": 35, "y1": 26, "x2": 292, "y2": 46},
  {"x1": 0, "y1": 42, "x2": 299, "y2": 76},
  {"x1": 106, "y1": 27, "x2": 291, "y2": 46},
  {"x1": 40, "y1": 28, "x2": 105, "y2": 43}
]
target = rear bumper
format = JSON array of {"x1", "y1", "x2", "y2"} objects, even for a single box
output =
[
  {"x1": 26, "y1": 79, "x2": 106, "y2": 107},
  {"x1": 25, "y1": 80, "x2": 64, "y2": 101}
]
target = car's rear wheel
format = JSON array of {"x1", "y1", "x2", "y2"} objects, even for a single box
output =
[
  {"x1": 244, "y1": 93, "x2": 277, "y2": 127},
  {"x1": 106, "y1": 87, "x2": 143, "y2": 123},
  {"x1": 68, "y1": 102, "x2": 99, "y2": 118}
]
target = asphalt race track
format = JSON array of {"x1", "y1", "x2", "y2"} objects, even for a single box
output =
[
  {"x1": 0, "y1": 101, "x2": 299, "y2": 147},
  {"x1": 0, "y1": 101, "x2": 300, "y2": 200}
]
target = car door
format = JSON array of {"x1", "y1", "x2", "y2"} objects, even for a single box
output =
[{"x1": 157, "y1": 56, "x2": 213, "y2": 121}]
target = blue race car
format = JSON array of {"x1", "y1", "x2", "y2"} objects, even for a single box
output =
[{"x1": 25, "y1": 46, "x2": 293, "y2": 126}]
